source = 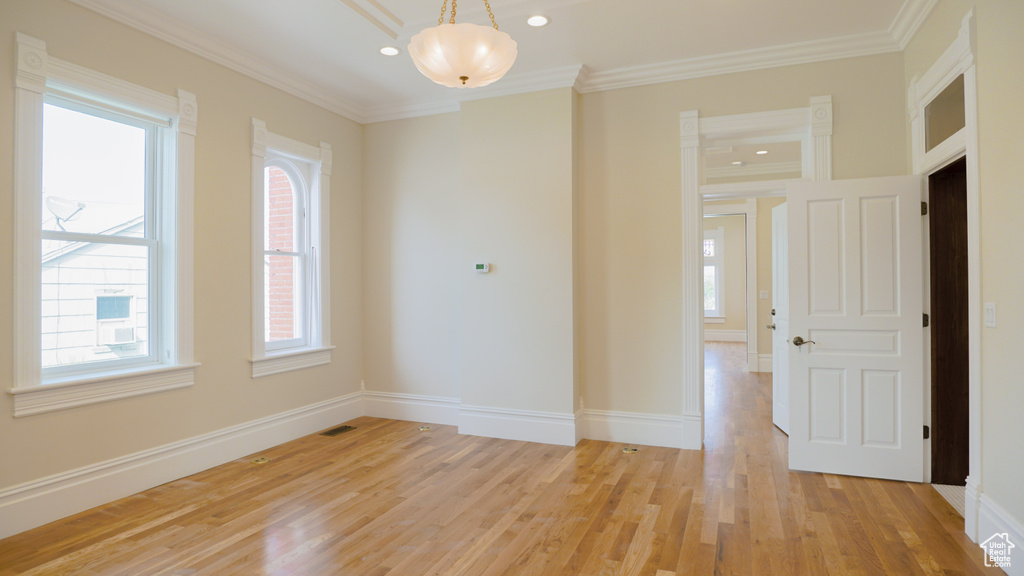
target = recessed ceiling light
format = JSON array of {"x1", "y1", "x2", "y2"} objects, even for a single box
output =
[
  {"x1": 527, "y1": 15, "x2": 549, "y2": 27},
  {"x1": 756, "y1": 150, "x2": 768, "y2": 155},
  {"x1": 380, "y1": 46, "x2": 401, "y2": 56},
  {"x1": 732, "y1": 161, "x2": 745, "y2": 166}
]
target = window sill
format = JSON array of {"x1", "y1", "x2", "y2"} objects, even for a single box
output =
[
  {"x1": 704, "y1": 316, "x2": 726, "y2": 324},
  {"x1": 8, "y1": 363, "x2": 200, "y2": 418},
  {"x1": 251, "y1": 346, "x2": 334, "y2": 379}
]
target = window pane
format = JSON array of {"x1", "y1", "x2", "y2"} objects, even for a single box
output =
[
  {"x1": 265, "y1": 166, "x2": 299, "y2": 252},
  {"x1": 42, "y1": 240, "x2": 149, "y2": 369},
  {"x1": 704, "y1": 265, "x2": 717, "y2": 311},
  {"x1": 703, "y1": 239, "x2": 715, "y2": 257},
  {"x1": 925, "y1": 74, "x2": 965, "y2": 153},
  {"x1": 265, "y1": 254, "x2": 303, "y2": 342},
  {"x1": 42, "y1": 104, "x2": 147, "y2": 237}
]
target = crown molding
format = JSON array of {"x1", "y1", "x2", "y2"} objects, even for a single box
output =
[
  {"x1": 336, "y1": 0, "x2": 402, "y2": 40},
  {"x1": 363, "y1": 65, "x2": 584, "y2": 123},
  {"x1": 66, "y1": 0, "x2": 370, "y2": 123},
  {"x1": 890, "y1": 0, "x2": 939, "y2": 49},
  {"x1": 362, "y1": 100, "x2": 462, "y2": 124},
  {"x1": 577, "y1": 30, "x2": 900, "y2": 94},
  {"x1": 66, "y1": 0, "x2": 932, "y2": 125},
  {"x1": 705, "y1": 161, "x2": 803, "y2": 179},
  {"x1": 457, "y1": 64, "x2": 584, "y2": 103}
]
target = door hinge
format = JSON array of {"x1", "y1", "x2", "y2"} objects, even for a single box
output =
[
  {"x1": 924, "y1": 425, "x2": 930, "y2": 439},
  {"x1": 921, "y1": 201, "x2": 928, "y2": 216},
  {"x1": 923, "y1": 313, "x2": 930, "y2": 327}
]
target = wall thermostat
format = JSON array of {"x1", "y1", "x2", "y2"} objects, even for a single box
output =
[{"x1": 474, "y1": 263, "x2": 490, "y2": 273}]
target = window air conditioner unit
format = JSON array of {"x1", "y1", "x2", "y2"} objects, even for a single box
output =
[{"x1": 97, "y1": 323, "x2": 136, "y2": 346}]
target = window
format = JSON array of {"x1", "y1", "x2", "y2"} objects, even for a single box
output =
[
  {"x1": 12, "y1": 33, "x2": 197, "y2": 416},
  {"x1": 41, "y1": 99, "x2": 154, "y2": 372},
  {"x1": 704, "y1": 227, "x2": 724, "y2": 317},
  {"x1": 250, "y1": 119, "x2": 332, "y2": 377}
]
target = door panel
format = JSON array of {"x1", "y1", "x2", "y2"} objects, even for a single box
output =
[
  {"x1": 788, "y1": 176, "x2": 924, "y2": 482},
  {"x1": 771, "y1": 203, "x2": 789, "y2": 435}
]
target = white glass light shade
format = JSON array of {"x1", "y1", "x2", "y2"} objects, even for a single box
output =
[{"x1": 408, "y1": 23, "x2": 518, "y2": 88}]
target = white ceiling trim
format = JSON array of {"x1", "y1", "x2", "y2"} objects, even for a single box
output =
[
  {"x1": 890, "y1": 0, "x2": 940, "y2": 49},
  {"x1": 705, "y1": 161, "x2": 803, "y2": 179},
  {"x1": 66, "y1": 0, "x2": 937, "y2": 125},
  {"x1": 363, "y1": 65, "x2": 584, "y2": 123},
  {"x1": 337, "y1": 0, "x2": 402, "y2": 40},
  {"x1": 401, "y1": 0, "x2": 598, "y2": 31},
  {"x1": 66, "y1": 0, "x2": 370, "y2": 122},
  {"x1": 577, "y1": 31, "x2": 901, "y2": 94}
]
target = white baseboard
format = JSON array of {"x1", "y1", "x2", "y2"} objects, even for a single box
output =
[
  {"x1": 680, "y1": 414, "x2": 703, "y2": 450},
  {"x1": 966, "y1": 475, "x2": 981, "y2": 540},
  {"x1": 363, "y1": 390, "x2": 459, "y2": 426},
  {"x1": 758, "y1": 353, "x2": 773, "y2": 372},
  {"x1": 977, "y1": 493, "x2": 1024, "y2": 576},
  {"x1": 583, "y1": 409, "x2": 688, "y2": 449},
  {"x1": 704, "y1": 329, "x2": 746, "y2": 342},
  {"x1": 458, "y1": 404, "x2": 578, "y2": 446},
  {"x1": 0, "y1": 392, "x2": 363, "y2": 540}
]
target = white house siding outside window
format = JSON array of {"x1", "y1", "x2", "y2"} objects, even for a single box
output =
[
  {"x1": 11, "y1": 33, "x2": 197, "y2": 417},
  {"x1": 249, "y1": 119, "x2": 333, "y2": 378}
]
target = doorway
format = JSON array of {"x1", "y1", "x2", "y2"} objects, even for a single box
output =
[{"x1": 928, "y1": 157, "x2": 969, "y2": 486}]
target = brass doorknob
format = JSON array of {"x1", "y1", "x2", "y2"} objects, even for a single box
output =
[{"x1": 792, "y1": 336, "x2": 815, "y2": 347}]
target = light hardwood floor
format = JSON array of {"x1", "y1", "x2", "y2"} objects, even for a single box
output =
[{"x1": 0, "y1": 343, "x2": 1002, "y2": 575}]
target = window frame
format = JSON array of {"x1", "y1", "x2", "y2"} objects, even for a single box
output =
[
  {"x1": 250, "y1": 118, "x2": 333, "y2": 378},
  {"x1": 703, "y1": 226, "x2": 725, "y2": 318},
  {"x1": 9, "y1": 33, "x2": 198, "y2": 417}
]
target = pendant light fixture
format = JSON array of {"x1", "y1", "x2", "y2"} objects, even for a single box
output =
[{"x1": 408, "y1": 0, "x2": 518, "y2": 88}]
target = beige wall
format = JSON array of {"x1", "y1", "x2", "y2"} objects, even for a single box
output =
[
  {"x1": 905, "y1": 0, "x2": 1024, "y2": 535},
  {"x1": 578, "y1": 53, "x2": 908, "y2": 415},
  {"x1": 0, "y1": 1, "x2": 363, "y2": 488},
  {"x1": 363, "y1": 90, "x2": 578, "y2": 417},
  {"x1": 458, "y1": 90, "x2": 577, "y2": 414},
  {"x1": 703, "y1": 214, "x2": 746, "y2": 333},
  {"x1": 363, "y1": 113, "x2": 461, "y2": 399}
]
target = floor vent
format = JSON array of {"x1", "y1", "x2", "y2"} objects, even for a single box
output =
[{"x1": 320, "y1": 425, "x2": 356, "y2": 437}]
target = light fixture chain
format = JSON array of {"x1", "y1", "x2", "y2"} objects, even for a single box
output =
[
  {"x1": 450, "y1": 0, "x2": 457, "y2": 24},
  {"x1": 483, "y1": 0, "x2": 498, "y2": 29},
  {"x1": 438, "y1": 0, "x2": 448, "y2": 25}
]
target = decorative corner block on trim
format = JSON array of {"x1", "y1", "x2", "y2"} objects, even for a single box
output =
[
  {"x1": 8, "y1": 363, "x2": 200, "y2": 417},
  {"x1": 251, "y1": 347, "x2": 334, "y2": 379}
]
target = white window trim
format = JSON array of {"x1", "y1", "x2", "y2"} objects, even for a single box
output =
[
  {"x1": 703, "y1": 226, "x2": 725, "y2": 318},
  {"x1": 250, "y1": 118, "x2": 333, "y2": 378},
  {"x1": 9, "y1": 33, "x2": 198, "y2": 417}
]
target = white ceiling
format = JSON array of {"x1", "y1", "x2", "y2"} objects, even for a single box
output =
[{"x1": 68, "y1": 0, "x2": 935, "y2": 123}]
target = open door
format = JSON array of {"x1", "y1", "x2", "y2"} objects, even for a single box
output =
[
  {"x1": 787, "y1": 176, "x2": 925, "y2": 482},
  {"x1": 771, "y1": 203, "x2": 789, "y2": 435}
]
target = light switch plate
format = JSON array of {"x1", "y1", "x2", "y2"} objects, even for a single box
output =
[
  {"x1": 984, "y1": 302, "x2": 996, "y2": 328},
  {"x1": 759, "y1": 290, "x2": 769, "y2": 299}
]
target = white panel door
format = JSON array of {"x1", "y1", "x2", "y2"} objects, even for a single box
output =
[
  {"x1": 787, "y1": 176, "x2": 924, "y2": 482},
  {"x1": 771, "y1": 202, "x2": 790, "y2": 435}
]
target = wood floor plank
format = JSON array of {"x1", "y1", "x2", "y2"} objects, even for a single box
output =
[{"x1": 0, "y1": 343, "x2": 1001, "y2": 576}]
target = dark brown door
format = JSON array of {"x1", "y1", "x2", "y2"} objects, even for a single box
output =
[{"x1": 929, "y1": 157, "x2": 969, "y2": 486}]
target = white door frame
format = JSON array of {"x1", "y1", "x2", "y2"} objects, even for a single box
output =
[
  {"x1": 679, "y1": 97, "x2": 833, "y2": 450},
  {"x1": 908, "y1": 10, "x2": 982, "y2": 541},
  {"x1": 703, "y1": 201, "x2": 757, "y2": 371}
]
